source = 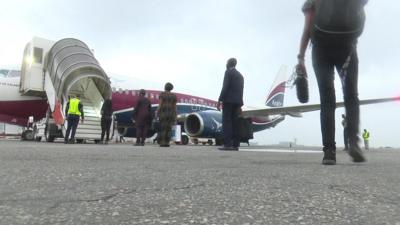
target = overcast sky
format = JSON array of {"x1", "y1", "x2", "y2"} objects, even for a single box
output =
[{"x1": 1, "y1": 0, "x2": 399, "y2": 147}]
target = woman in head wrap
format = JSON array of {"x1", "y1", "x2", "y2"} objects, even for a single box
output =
[
  {"x1": 133, "y1": 89, "x2": 152, "y2": 146},
  {"x1": 157, "y1": 82, "x2": 177, "y2": 147}
]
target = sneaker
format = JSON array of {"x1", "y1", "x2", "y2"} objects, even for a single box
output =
[
  {"x1": 322, "y1": 148, "x2": 336, "y2": 165},
  {"x1": 348, "y1": 145, "x2": 366, "y2": 163}
]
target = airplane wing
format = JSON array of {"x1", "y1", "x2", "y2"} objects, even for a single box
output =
[{"x1": 242, "y1": 97, "x2": 400, "y2": 117}]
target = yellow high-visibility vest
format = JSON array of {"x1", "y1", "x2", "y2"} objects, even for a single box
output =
[
  {"x1": 363, "y1": 131, "x2": 370, "y2": 141},
  {"x1": 68, "y1": 98, "x2": 81, "y2": 116}
]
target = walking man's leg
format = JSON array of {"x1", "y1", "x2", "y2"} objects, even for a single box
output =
[
  {"x1": 105, "y1": 118, "x2": 111, "y2": 143},
  {"x1": 70, "y1": 115, "x2": 79, "y2": 142},
  {"x1": 312, "y1": 46, "x2": 337, "y2": 165},
  {"x1": 340, "y1": 48, "x2": 365, "y2": 162},
  {"x1": 64, "y1": 116, "x2": 72, "y2": 143},
  {"x1": 100, "y1": 117, "x2": 106, "y2": 142}
]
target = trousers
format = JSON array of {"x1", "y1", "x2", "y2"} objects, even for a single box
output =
[{"x1": 312, "y1": 45, "x2": 360, "y2": 150}]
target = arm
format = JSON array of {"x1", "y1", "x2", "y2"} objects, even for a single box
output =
[
  {"x1": 65, "y1": 102, "x2": 69, "y2": 116},
  {"x1": 297, "y1": 10, "x2": 314, "y2": 75},
  {"x1": 217, "y1": 70, "x2": 231, "y2": 110},
  {"x1": 133, "y1": 100, "x2": 139, "y2": 121},
  {"x1": 79, "y1": 103, "x2": 84, "y2": 121},
  {"x1": 100, "y1": 101, "x2": 105, "y2": 116}
]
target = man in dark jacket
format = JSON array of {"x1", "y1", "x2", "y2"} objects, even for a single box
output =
[
  {"x1": 133, "y1": 89, "x2": 152, "y2": 146},
  {"x1": 217, "y1": 58, "x2": 244, "y2": 151},
  {"x1": 100, "y1": 97, "x2": 113, "y2": 144}
]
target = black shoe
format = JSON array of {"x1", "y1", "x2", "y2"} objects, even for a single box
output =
[
  {"x1": 160, "y1": 144, "x2": 170, "y2": 147},
  {"x1": 322, "y1": 148, "x2": 336, "y2": 165},
  {"x1": 218, "y1": 146, "x2": 238, "y2": 151},
  {"x1": 64, "y1": 140, "x2": 68, "y2": 144},
  {"x1": 348, "y1": 145, "x2": 366, "y2": 163}
]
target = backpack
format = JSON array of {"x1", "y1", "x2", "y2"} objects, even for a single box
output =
[{"x1": 312, "y1": 0, "x2": 366, "y2": 46}]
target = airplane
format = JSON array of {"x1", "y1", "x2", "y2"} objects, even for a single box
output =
[
  {"x1": 0, "y1": 67, "x2": 399, "y2": 145},
  {"x1": 0, "y1": 67, "x2": 288, "y2": 144}
]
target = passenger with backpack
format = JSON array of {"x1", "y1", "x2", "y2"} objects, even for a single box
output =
[{"x1": 297, "y1": 0, "x2": 368, "y2": 165}]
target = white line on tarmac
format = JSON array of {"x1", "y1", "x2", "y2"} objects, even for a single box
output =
[{"x1": 239, "y1": 149, "x2": 322, "y2": 154}]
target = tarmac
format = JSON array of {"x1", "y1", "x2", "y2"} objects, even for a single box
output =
[{"x1": 0, "y1": 140, "x2": 399, "y2": 225}]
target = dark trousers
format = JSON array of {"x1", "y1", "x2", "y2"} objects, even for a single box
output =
[
  {"x1": 343, "y1": 127, "x2": 349, "y2": 149},
  {"x1": 136, "y1": 124, "x2": 148, "y2": 144},
  {"x1": 222, "y1": 103, "x2": 241, "y2": 147},
  {"x1": 312, "y1": 45, "x2": 360, "y2": 150},
  {"x1": 65, "y1": 115, "x2": 80, "y2": 141},
  {"x1": 101, "y1": 117, "x2": 112, "y2": 141}
]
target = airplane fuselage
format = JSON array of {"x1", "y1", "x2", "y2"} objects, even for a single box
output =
[{"x1": 0, "y1": 77, "x2": 281, "y2": 138}]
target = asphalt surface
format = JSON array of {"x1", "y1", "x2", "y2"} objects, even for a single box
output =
[{"x1": 0, "y1": 140, "x2": 399, "y2": 225}]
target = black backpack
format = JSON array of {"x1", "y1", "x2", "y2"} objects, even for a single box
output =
[{"x1": 312, "y1": 0, "x2": 366, "y2": 46}]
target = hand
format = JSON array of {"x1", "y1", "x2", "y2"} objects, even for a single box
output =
[
  {"x1": 217, "y1": 102, "x2": 221, "y2": 111},
  {"x1": 296, "y1": 61, "x2": 307, "y2": 78}
]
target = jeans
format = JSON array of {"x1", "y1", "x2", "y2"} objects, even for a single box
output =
[
  {"x1": 312, "y1": 45, "x2": 360, "y2": 149},
  {"x1": 65, "y1": 115, "x2": 80, "y2": 141}
]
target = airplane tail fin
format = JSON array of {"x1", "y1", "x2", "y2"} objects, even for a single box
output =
[{"x1": 265, "y1": 65, "x2": 288, "y2": 107}]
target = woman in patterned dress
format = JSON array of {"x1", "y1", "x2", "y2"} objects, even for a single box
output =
[{"x1": 157, "y1": 82, "x2": 177, "y2": 147}]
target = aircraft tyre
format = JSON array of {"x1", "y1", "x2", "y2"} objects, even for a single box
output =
[
  {"x1": 181, "y1": 135, "x2": 189, "y2": 145},
  {"x1": 45, "y1": 124, "x2": 56, "y2": 142},
  {"x1": 22, "y1": 130, "x2": 34, "y2": 141}
]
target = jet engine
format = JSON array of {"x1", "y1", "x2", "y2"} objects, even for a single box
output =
[{"x1": 184, "y1": 110, "x2": 223, "y2": 138}]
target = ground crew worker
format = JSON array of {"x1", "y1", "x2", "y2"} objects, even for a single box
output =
[
  {"x1": 64, "y1": 95, "x2": 84, "y2": 144},
  {"x1": 362, "y1": 129, "x2": 370, "y2": 150}
]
